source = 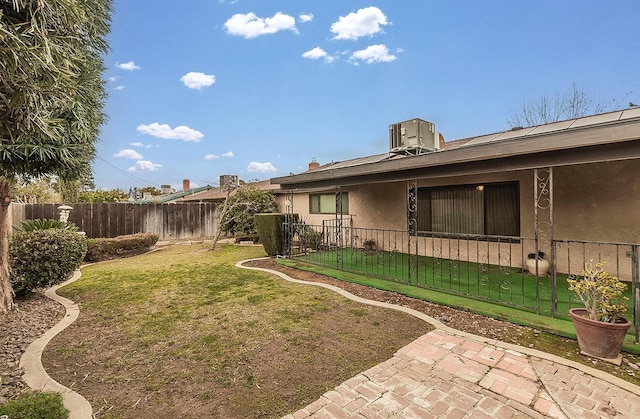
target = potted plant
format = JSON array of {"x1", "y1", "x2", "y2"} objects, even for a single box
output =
[
  {"x1": 567, "y1": 261, "x2": 631, "y2": 360},
  {"x1": 525, "y1": 250, "x2": 550, "y2": 276}
]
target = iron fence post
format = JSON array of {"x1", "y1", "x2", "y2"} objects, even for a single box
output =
[
  {"x1": 632, "y1": 244, "x2": 639, "y2": 343},
  {"x1": 407, "y1": 180, "x2": 418, "y2": 284},
  {"x1": 335, "y1": 187, "x2": 344, "y2": 270}
]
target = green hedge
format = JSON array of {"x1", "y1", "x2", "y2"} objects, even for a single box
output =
[
  {"x1": 255, "y1": 213, "x2": 297, "y2": 257},
  {"x1": 10, "y1": 229, "x2": 88, "y2": 296},
  {"x1": 85, "y1": 233, "x2": 159, "y2": 262}
]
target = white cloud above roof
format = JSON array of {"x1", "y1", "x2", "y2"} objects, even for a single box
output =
[
  {"x1": 247, "y1": 162, "x2": 277, "y2": 173},
  {"x1": 330, "y1": 6, "x2": 388, "y2": 40},
  {"x1": 180, "y1": 72, "x2": 216, "y2": 90},
  {"x1": 127, "y1": 160, "x2": 162, "y2": 172},
  {"x1": 116, "y1": 61, "x2": 141, "y2": 70},
  {"x1": 113, "y1": 149, "x2": 143, "y2": 160},
  {"x1": 302, "y1": 47, "x2": 335, "y2": 63},
  {"x1": 224, "y1": 12, "x2": 298, "y2": 39},
  {"x1": 205, "y1": 151, "x2": 234, "y2": 160},
  {"x1": 137, "y1": 123, "x2": 204, "y2": 142},
  {"x1": 350, "y1": 44, "x2": 397, "y2": 64}
]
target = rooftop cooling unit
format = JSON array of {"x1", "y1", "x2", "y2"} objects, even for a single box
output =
[{"x1": 389, "y1": 118, "x2": 440, "y2": 155}]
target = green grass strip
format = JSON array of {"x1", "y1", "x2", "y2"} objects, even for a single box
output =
[{"x1": 276, "y1": 258, "x2": 640, "y2": 354}]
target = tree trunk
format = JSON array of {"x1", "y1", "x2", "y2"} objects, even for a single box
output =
[
  {"x1": 0, "y1": 176, "x2": 14, "y2": 312},
  {"x1": 209, "y1": 189, "x2": 232, "y2": 251}
]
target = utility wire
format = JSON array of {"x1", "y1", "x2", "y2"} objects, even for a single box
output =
[{"x1": 96, "y1": 156, "x2": 162, "y2": 188}]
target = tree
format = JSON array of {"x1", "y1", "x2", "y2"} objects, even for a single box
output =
[
  {"x1": 209, "y1": 184, "x2": 279, "y2": 250},
  {"x1": 0, "y1": 0, "x2": 112, "y2": 312},
  {"x1": 507, "y1": 84, "x2": 624, "y2": 128},
  {"x1": 78, "y1": 189, "x2": 128, "y2": 203},
  {"x1": 10, "y1": 175, "x2": 61, "y2": 204}
]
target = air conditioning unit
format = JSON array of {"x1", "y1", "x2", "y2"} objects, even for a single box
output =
[{"x1": 389, "y1": 118, "x2": 440, "y2": 155}]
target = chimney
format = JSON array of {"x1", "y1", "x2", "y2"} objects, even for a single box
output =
[
  {"x1": 183, "y1": 179, "x2": 190, "y2": 191},
  {"x1": 308, "y1": 158, "x2": 320, "y2": 171}
]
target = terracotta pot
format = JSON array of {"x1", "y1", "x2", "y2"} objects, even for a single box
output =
[
  {"x1": 569, "y1": 308, "x2": 631, "y2": 359},
  {"x1": 525, "y1": 258, "x2": 550, "y2": 276}
]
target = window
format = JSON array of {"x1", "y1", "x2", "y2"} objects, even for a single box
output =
[
  {"x1": 309, "y1": 193, "x2": 349, "y2": 214},
  {"x1": 417, "y1": 182, "x2": 519, "y2": 236}
]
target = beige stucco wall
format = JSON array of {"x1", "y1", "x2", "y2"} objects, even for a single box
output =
[{"x1": 275, "y1": 159, "x2": 640, "y2": 278}]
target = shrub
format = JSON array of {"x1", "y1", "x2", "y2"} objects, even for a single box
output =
[
  {"x1": 13, "y1": 218, "x2": 79, "y2": 232},
  {"x1": 0, "y1": 392, "x2": 69, "y2": 418},
  {"x1": 255, "y1": 213, "x2": 286, "y2": 256},
  {"x1": 10, "y1": 229, "x2": 88, "y2": 296},
  {"x1": 84, "y1": 233, "x2": 159, "y2": 262}
]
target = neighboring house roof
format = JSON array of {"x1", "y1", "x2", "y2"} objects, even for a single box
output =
[
  {"x1": 272, "y1": 108, "x2": 640, "y2": 190},
  {"x1": 179, "y1": 179, "x2": 280, "y2": 203},
  {"x1": 137, "y1": 185, "x2": 214, "y2": 203}
]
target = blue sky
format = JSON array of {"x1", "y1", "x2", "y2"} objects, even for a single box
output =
[{"x1": 94, "y1": 0, "x2": 640, "y2": 191}]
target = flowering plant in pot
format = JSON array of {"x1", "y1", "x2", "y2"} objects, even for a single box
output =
[
  {"x1": 567, "y1": 261, "x2": 630, "y2": 361},
  {"x1": 525, "y1": 250, "x2": 550, "y2": 275}
]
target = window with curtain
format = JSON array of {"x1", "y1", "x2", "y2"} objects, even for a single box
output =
[
  {"x1": 309, "y1": 193, "x2": 349, "y2": 214},
  {"x1": 417, "y1": 182, "x2": 519, "y2": 236}
]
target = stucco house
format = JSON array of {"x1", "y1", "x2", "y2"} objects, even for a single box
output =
[{"x1": 270, "y1": 109, "x2": 640, "y2": 283}]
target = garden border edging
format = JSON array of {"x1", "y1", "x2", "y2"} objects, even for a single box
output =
[
  {"x1": 237, "y1": 257, "x2": 640, "y2": 397},
  {"x1": 19, "y1": 270, "x2": 93, "y2": 419}
]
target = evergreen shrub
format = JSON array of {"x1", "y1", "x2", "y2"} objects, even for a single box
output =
[
  {"x1": 85, "y1": 233, "x2": 159, "y2": 262},
  {"x1": 255, "y1": 213, "x2": 294, "y2": 257},
  {"x1": 10, "y1": 229, "x2": 88, "y2": 295}
]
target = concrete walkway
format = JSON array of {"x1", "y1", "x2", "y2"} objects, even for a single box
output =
[{"x1": 238, "y1": 260, "x2": 640, "y2": 419}]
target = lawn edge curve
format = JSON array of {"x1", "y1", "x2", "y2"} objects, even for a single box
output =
[
  {"x1": 19, "y1": 269, "x2": 93, "y2": 419},
  {"x1": 237, "y1": 257, "x2": 640, "y2": 397}
]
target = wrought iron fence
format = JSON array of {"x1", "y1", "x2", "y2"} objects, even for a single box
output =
[{"x1": 282, "y1": 221, "x2": 639, "y2": 341}]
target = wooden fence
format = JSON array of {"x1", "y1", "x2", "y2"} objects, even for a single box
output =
[{"x1": 10, "y1": 203, "x2": 218, "y2": 240}]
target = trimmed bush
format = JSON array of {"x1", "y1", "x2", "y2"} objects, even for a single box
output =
[
  {"x1": 256, "y1": 213, "x2": 297, "y2": 257},
  {"x1": 84, "y1": 233, "x2": 159, "y2": 262},
  {"x1": 10, "y1": 229, "x2": 88, "y2": 296},
  {"x1": 0, "y1": 392, "x2": 69, "y2": 418}
]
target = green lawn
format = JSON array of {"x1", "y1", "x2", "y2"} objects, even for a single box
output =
[
  {"x1": 295, "y1": 247, "x2": 635, "y2": 318},
  {"x1": 43, "y1": 244, "x2": 432, "y2": 418}
]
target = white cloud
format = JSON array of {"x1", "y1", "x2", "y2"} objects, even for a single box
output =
[
  {"x1": 107, "y1": 76, "x2": 118, "y2": 83},
  {"x1": 116, "y1": 61, "x2": 141, "y2": 71},
  {"x1": 247, "y1": 162, "x2": 277, "y2": 173},
  {"x1": 299, "y1": 13, "x2": 314, "y2": 23},
  {"x1": 350, "y1": 44, "x2": 397, "y2": 64},
  {"x1": 205, "y1": 151, "x2": 234, "y2": 160},
  {"x1": 130, "y1": 142, "x2": 154, "y2": 148},
  {"x1": 224, "y1": 12, "x2": 298, "y2": 39},
  {"x1": 114, "y1": 85, "x2": 125, "y2": 91},
  {"x1": 330, "y1": 6, "x2": 388, "y2": 40},
  {"x1": 302, "y1": 47, "x2": 335, "y2": 63},
  {"x1": 137, "y1": 122, "x2": 204, "y2": 142},
  {"x1": 127, "y1": 160, "x2": 162, "y2": 172},
  {"x1": 180, "y1": 72, "x2": 216, "y2": 90},
  {"x1": 113, "y1": 149, "x2": 143, "y2": 160}
]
